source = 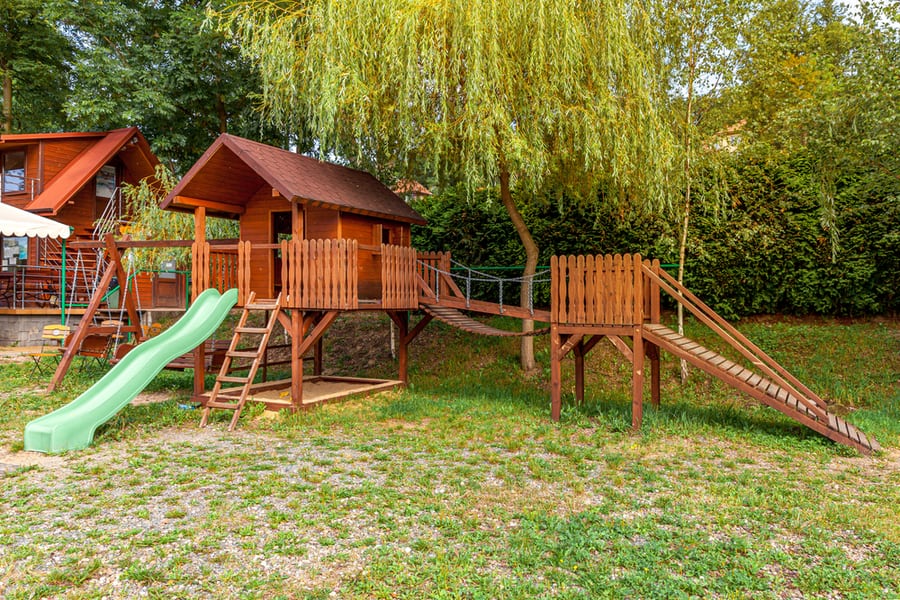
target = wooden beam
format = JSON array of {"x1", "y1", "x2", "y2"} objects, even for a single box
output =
[
  {"x1": 550, "y1": 324, "x2": 562, "y2": 421},
  {"x1": 632, "y1": 327, "x2": 644, "y2": 431},
  {"x1": 606, "y1": 335, "x2": 633, "y2": 363},
  {"x1": 48, "y1": 259, "x2": 118, "y2": 392},
  {"x1": 176, "y1": 195, "x2": 245, "y2": 216},
  {"x1": 106, "y1": 234, "x2": 143, "y2": 348}
]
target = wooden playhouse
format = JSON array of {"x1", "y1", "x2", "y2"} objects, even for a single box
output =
[{"x1": 160, "y1": 134, "x2": 427, "y2": 423}]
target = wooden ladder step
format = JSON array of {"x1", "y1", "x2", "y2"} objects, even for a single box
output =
[
  {"x1": 227, "y1": 350, "x2": 260, "y2": 359},
  {"x1": 235, "y1": 327, "x2": 268, "y2": 334},
  {"x1": 206, "y1": 400, "x2": 240, "y2": 410},
  {"x1": 246, "y1": 301, "x2": 279, "y2": 310},
  {"x1": 217, "y1": 375, "x2": 250, "y2": 384}
]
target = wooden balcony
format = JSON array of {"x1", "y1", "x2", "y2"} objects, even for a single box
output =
[{"x1": 192, "y1": 238, "x2": 420, "y2": 311}]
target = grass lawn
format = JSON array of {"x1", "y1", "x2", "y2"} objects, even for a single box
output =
[{"x1": 0, "y1": 313, "x2": 898, "y2": 598}]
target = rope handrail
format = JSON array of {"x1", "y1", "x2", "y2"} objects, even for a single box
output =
[{"x1": 417, "y1": 259, "x2": 550, "y2": 315}]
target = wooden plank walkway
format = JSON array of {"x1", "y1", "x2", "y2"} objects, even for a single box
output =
[
  {"x1": 643, "y1": 323, "x2": 879, "y2": 455},
  {"x1": 421, "y1": 304, "x2": 550, "y2": 337}
]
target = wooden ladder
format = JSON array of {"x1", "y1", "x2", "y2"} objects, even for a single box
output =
[{"x1": 199, "y1": 291, "x2": 282, "y2": 431}]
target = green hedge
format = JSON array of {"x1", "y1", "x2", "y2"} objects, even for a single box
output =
[{"x1": 411, "y1": 155, "x2": 899, "y2": 317}]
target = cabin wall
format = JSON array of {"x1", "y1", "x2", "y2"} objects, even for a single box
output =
[{"x1": 240, "y1": 186, "x2": 291, "y2": 298}]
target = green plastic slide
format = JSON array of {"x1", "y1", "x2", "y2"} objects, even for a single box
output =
[{"x1": 24, "y1": 288, "x2": 239, "y2": 453}]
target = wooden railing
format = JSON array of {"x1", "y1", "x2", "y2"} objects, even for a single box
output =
[
  {"x1": 209, "y1": 247, "x2": 239, "y2": 295},
  {"x1": 381, "y1": 244, "x2": 419, "y2": 309},
  {"x1": 551, "y1": 253, "x2": 644, "y2": 326},
  {"x1": 281, "y1": 238, "x2": 359, "y2": 310},
  {"x1": 416, "y1": 251, "x2": 452, "y2": 299},
  {"x1": 191, "y1": 241, "x2": 211, "y2": 300}
]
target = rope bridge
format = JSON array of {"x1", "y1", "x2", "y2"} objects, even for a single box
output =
[
  {"x1": 416, "y1": 259, "x2": 551, "y2": 337},
  {"x1": 417, "y1": 258, "x2": 551, "y2": 316}
]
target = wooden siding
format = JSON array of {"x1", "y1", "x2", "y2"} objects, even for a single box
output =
[
  {"x1": 305, "y1": 205, "x2": 339, "y2": 239},
  {"x1": 55, "y1": 187, "x2": 98, "y2": 237},
  {"x1": 239, "y1": 186, "x2": 290, "y2": 297}
]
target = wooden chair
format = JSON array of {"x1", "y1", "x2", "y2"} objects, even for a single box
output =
[
  {"x1": 28, "y1": 324, "x2": 71, "y2": 377},
  {"x1": 76, "y1": 335, "x2": 111, "y2": 370}
]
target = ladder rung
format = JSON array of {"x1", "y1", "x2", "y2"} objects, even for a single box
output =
[
  {"x1": 246, "y1": 302, "x2": 279, "y2": 310},
  {"x1": 217, "y1": 375, "x2": 250, "y2": 383},
  {"x1": 227, "y1": 351, "x2": 260, "y2": 358},
  {"x1": 235, "y1": 327, "x2": 267, "y2": 334},
  {"x1": 206, "y1": 401, "x2": 240, "y2": 410}
]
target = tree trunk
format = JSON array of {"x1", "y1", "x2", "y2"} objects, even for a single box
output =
[
  {"x1": 2, "y1": 62, "x2": 12, "y2": 134},
  {"x1": 678, "y1": 14, "x2": 698, "y2": 384},
  {"x1": 499, "y1": 168, "x2": 538, "y2": 371}
]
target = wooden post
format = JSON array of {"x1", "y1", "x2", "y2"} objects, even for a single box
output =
[
  {"x1": 550, "y1": 323, "x2": 562, "y2": 421},
  {"x1": 574, "y1": 337, "x2": 585, "y2": 405},
  {"x1": 290, "y1": 310, "x2": 304, "y2": 409},
  {"x1": 649, "y1": 343, "x2": 661, "y2": 407},
  {"x1": 631, "y1": 326, "x2": 644, "y2": 431},
  {"x1": 648, "y1": 258, "x2": 661, "y2": 407},
  {"x1": 314, "y1": 338, "x2": 324, "y2": 376},
  {"x1": 193, "y1": 206, "x2": 207, "y2": 399}
]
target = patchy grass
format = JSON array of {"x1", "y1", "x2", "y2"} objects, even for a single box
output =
[{"x1": 0, "y1": 313, "x2": 898, "y2": 598}]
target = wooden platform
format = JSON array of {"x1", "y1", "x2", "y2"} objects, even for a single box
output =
[{"x1": 198, "y1": 376, "x2": 402, "y2": 410}]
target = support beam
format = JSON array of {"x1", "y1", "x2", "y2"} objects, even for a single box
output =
[
  {"x1": 574, "y1": 338, "x2": 585, "y2": 405},
  {"x1": 632, "y1": 327, "x2": 644, "y2": 431},
  {"x1": 48, "y1": 259, "x2": 117, "y2": 392},
  {"x1": 550, "y1": 324, "x2": 562, "y2": 421},
  {"x1": 648, "y1": 342, "x2": 660, "y2": 407},
  {"x1": 387, "y1": 311, "x2": 411, "y2": 384},
  {"x1": 193, "y1": 206, "x2": 207, "y2": 398}
]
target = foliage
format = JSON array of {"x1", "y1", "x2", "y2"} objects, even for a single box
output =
[
  {"x1": 57, "y1": 0, "x2": 291, "y2": 171},
  {"x1": 121, "y1": 164, "x2": 239, "y2": 272},
  {"x1": 0, "y1": 0, "x2": 72, "y2": 132},
  {"x1": 217, "y1": 0, "x2": 674, "y2": 200}
]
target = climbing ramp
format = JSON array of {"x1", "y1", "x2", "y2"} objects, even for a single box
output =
[
  {"x1": 638, "y1": 262, "x2": 880, "y2": 455},
  {"x1": 642, "y1": 323, "x2": 879, "y2": 454}
]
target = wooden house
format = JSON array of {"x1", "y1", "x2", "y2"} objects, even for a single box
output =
[
  {"x1": 0, "y1": 128, "x2": 167, "y2": 343},
  {"x1": 162, "y1": 134, "x2": 426, "y2": 302}
]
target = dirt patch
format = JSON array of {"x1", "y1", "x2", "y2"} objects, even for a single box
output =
[
  {"x1": 0, "y1": 346, "x2": 40, "y2": 365},
  {"x1": 130, "y1": 391, "x2": 176, "y2": 406}
]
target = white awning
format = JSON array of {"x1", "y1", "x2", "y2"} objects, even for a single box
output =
[{"x1": 0, "y1": 202, "x2": 71, "y2": 239}]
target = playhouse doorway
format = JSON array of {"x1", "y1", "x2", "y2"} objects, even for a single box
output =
[{"x1": 271, "y1": 211, "x2": 292, "y2": 297}]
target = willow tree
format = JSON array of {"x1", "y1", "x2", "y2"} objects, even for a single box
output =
[{"x1": 217, "y1": 0, "x2": 674, "y2": 370}]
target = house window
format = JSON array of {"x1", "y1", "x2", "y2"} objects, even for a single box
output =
[
  {"x1": 1, "y1": 236, "x2": 28, "y2": 271},
  {"x1": 2, "y1": 152, "x2": 26, "y2": 193}
]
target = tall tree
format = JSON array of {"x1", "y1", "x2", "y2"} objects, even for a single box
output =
[
  {"x1": 59, "y1": 0, "x2": 289, "y2": 170},
  {"x1": 218, "y1": 0, "x2": 675, "y2": 370},
  {"x1": 655, "y1": 0, "x2": 743, "y2": 381},
  {"x1": 0, "y1": 0, "x2": 72, "y2": 133}
]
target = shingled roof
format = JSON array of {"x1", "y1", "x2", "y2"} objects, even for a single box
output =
[{"x1": 162, "y1": 134, "x2": 425, "y2": 225}]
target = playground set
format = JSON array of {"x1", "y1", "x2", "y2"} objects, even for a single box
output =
[{"x1": 23, "y1": 134, "x2": 880, "y2": 455}]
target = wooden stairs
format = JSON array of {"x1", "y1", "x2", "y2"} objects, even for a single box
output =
[
  {"x1": 642, "y1": 323, "x2": 880, "y2": 455},
  {"x1": 200, "y1": 292, "x2": 282, "y2": 431}
]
